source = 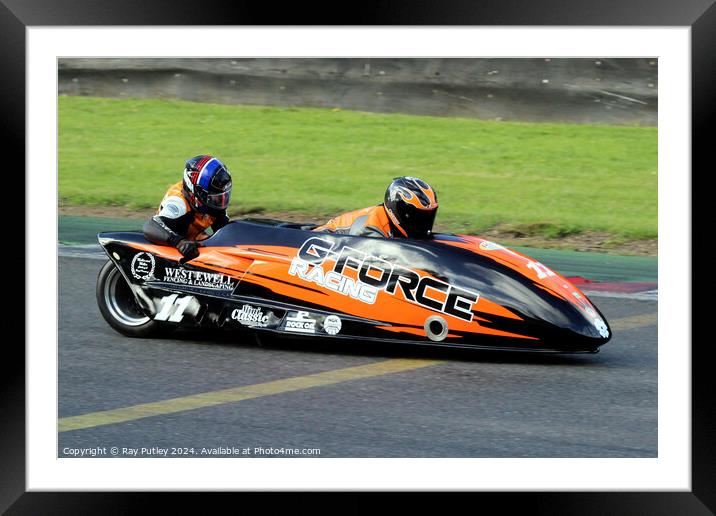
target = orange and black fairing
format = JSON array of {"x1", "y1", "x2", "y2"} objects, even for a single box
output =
[{"x1": 97, "y1": 218, "x2": 611, "y2": 353}]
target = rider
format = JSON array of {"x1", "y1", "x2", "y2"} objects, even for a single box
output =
[
  {"x1": 314, "y1": 176, "x2": 438, "y2": 239},
  {"x1": 142, "y1": 155, "x2": 233, "y2": 261}
]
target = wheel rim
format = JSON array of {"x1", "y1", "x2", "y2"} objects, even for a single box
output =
[{"x1": 104, "y1": 267, "x2": 151, "y2": 326}]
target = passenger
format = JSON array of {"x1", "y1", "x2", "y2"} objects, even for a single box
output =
[{"x1": 143, "y1": 155, "x2": 232, "y2": 261}]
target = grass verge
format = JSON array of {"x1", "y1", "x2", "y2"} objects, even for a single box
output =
[{"x1": 59, "y1": 96, "x2": 657, "y2": 246}]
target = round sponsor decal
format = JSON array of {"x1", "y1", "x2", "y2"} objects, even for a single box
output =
[
  {"x1": 131, "y1": 252, "x2": 156, "y2": 280},
  {"x1": 478, "y1": 240, "x2": 504, "y2": 251},
  {"x1": 323, "y1": 315, "x2": 342, "y2": 335}
]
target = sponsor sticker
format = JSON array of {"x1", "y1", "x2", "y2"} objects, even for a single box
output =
[
  {"x1": 231, "y1": 305, "x2": 271, "y2": 328},
  {"x1": 131, "y1": 252, "x2": 156, "y2": 280},
  {"x1": 322, "y1": 315, "x2": 342, "y2": 335},
  {"x1": 163, "y1": 267, "x2": 235, "y2": 291},
  {"x1": 572, "y1": 292, "x2": 598, "y2": 318},
  {"x1": 478, "y1": 240, "x2": 504, "y2": 251},
  {"x1": 593, "y1": 317, "x2": 610, "y2": 338},
  {"x1": 284, "y1": 311, "x2": 317, "y2": 334},
  {"x1": 158, "y1": 197, "x2": 187, "y2": 219},
  {"x1": 154, "y1": 294, "x2": 199, "y2": 323},
  {"x1": 162, "y1": 202, "x2": 183, "y2": 218},
  {"x1": 288, "y1": 237, "x2": 480, "y2": 322}
]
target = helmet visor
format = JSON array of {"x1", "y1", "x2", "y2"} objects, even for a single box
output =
[
  {"x1": 401, "y1": 205, "x2": 437, "y2": 238},
  {"x1": 203, "y1": 189, "x2": 231, "y2": 210}
]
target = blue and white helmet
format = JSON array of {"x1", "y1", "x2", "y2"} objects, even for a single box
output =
[{"x1": 182, "y1": 155, "x2": 232, "y2": 213}]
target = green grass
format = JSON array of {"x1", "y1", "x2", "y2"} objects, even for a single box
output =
[{"x1": 58, "y1": 96, "x2": 657, "y2": 239}]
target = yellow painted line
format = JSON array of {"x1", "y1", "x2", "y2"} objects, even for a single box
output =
[
  {"x1": 58, "y1": 312, "x2": 657, "y2": 433},
  {"x1": 58, "y1": 358, "x2": 441, "y2": 433},
  {"x1": 609, "y1": 312, "x2": 657, "y2": 331}
]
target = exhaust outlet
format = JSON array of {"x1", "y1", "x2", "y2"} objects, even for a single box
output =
[{"x1": 424, "y1": 315, "x2": 448, "y2": 342}]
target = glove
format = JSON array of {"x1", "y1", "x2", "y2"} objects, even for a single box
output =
[{"x1": 177, "y1": 239, "x2": 202, "y2": 262}]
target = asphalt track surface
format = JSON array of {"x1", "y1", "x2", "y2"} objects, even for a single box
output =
[{"x1": 58, "y1": 255, "x2": 658, "y2": 458}]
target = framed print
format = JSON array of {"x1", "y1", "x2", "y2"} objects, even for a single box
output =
[{"x1": 6, "y1": 0, "x2": 710, "y2": 513}]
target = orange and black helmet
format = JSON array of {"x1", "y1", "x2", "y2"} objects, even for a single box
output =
[{"x1": 383, "y1": 177, "x2": 438, "y2": 238}]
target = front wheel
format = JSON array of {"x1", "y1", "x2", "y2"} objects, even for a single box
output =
[{"x1": 96, "y1": 260, "x2": 168, "y2": 338}]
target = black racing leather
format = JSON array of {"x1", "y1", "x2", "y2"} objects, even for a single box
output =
[
  {"x1": 143, "y1": 216, "x2": 184, "y2": 247},
  {"x1": 143, "y1": 210, "x2": 229, "y2": 248}
]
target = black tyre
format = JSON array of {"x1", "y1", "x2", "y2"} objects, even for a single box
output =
[{"x1": 96, "y1": 260, "x2": 168, "y2": 338}]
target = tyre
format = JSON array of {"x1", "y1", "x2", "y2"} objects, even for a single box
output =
[{"x1": 96, "y1": 260, "x2": 168, "y2": 338}]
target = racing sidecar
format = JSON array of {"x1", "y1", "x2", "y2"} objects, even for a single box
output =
[{"x1": 96, "y1": 218, "x2": 611, "y2": 353}]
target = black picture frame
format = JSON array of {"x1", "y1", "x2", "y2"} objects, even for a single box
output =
[{"x1": 6, "y1": 0, "x2": 709, "y2": 513}]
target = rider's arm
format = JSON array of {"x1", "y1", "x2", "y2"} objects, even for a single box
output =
[
  {"x1": 316, "y1": 214, "x2": 388, "y2": 238},
  {"x1": 348, "y1": 216, "x2": 389, "y2": 238},
  {"x1": 143, "y1": 211, "x2": 202, "y2": 261},
  {"x1": 359, "y1": 226, "x2": 389, "y2": 238},
  {"x1": 142, "y1": 196, "x2": 191, "y2": 247},
  {"x1": 143, "y1": 215, "x2": 185, "y2": 247}
]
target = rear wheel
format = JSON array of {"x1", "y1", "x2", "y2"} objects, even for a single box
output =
[{"x1": 96, "y1": 260, "x2": 168, "y2": 337}]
